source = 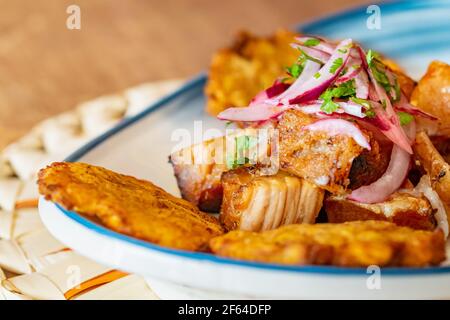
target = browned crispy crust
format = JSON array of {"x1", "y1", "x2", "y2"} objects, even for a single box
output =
[
  {"x1": 169, "y1": 129, "x2": 261, "y2": 212},
  {"x1": 325, "y1": 193, "x2": 436, "y2": 231},
  {"x1": 209, "y1": 221, "x2": 446, "y2": 267},
  {"x1": 205, "y1": 29, "x2": 299, "y2": 116},
  {"x1": 170, "y1": 139, "x2": 226, "y2": 212},
  {"x1": 220, "y1": 167, "x2": 324, "y2": 231},
  {"x1": 38, "y1": 162, "x2": 224, "y2": 251},
  {"x1": 431, "y1": 135, "x2": 450, "y2": 163},
  {"x1": 411, "y1": 61, "x2": 450, "y2": 136},
  {"x1": 414, "y1": 131, "x2": 450, "y2": 224},
  {"x1": 277, "y1": 110, "x2": 389, "y2": 193}
]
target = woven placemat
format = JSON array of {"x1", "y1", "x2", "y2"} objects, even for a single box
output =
[{"x1": 0, "y1": 79, "x2": 183, "y2": 300}]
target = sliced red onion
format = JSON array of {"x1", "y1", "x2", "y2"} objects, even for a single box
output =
[
  {"x1": 414, "y1": 175, "x2": 449, "y2": 238},
  {"x1": 294, "y1": 100, "x2": 366, "y2": 118},
  {"x1": 368, "y1": 83, "x2": 378, "y2": 101},
  {"x1": 403, "y1": 118, "x2": 417, "y2": 143},
  {"x1": 295, "y1": 36, "x2": 335, "y2": 54},
  {"x1": 279, "y1": 39, "x2": 353, "y2": 105},
  {"x1": 335, "y1": 65, "x2": 361, "y2": 84},
  {"x1": 303, "y1": 118, "x2": 371, "y2": 150},
  {"x1": 340, "y1": 101, "x2": 366, "y2": 118},
  {"x1": 294, "y1": 103, "x2": 323, "y2": 114},
  {"x1": 273, "y1": 60, "x2": 321, "y2": 103},
  {"x1": 348, "y1": 144, "x2": 410, "y2": 203},
  {"x1": 290, "y1": 43, "x2": 330, "y2": 64},
  {"x1": 335, "y1": 53, "x2": 362, "y2": 84},
  {"x1": 394, "y1": 94, "x2": 438, "y2": 120},
  {"x1": 357, "y1": 46, "x2": 412, "y2": 154},
  {"x1": 250, "y1": 80, "x2": 290, "y2": 106},
  {"x1": 385, "y1": 69, "x2": 399, "y2": 101},
  {"x1": 355, "y1": 70, "x2": 369, "y2": 99},
  {"x1": 365, "y1": 102, "x2": 413, "y2": 153},
  {"x1": 217, "y1": 104, "x2": 290, "y2": 122}
]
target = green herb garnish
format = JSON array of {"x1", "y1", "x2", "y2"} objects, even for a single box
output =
[
  {"x1": 320, "y1": 100, "x2": 340, "y2": 114},
  {"x1": 329, "y1": 58, "x2": 344, "y2": 74},
  {"x1": 286, "y1": 63, "x2": 303, "y2": 78},
  {"x1": 303, "y1": 38, "x2": 320, "y2": 47},
  {"x1": 366, "y1": 49, "x2": 380, "y2": 66},
  {"x1": 226, "y1": 135, "x2": 258, "y2": 169},
  {"x1": 398, "y1": 112, "x2": 414, "y2": 126},
  {"x1": 320, "y1": 80, "x2": 356, "y2": 114}
]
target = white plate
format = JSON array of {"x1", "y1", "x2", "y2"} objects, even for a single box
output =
[{"x1": 39, "y1": 0, "x2": 450, "y2": 299}]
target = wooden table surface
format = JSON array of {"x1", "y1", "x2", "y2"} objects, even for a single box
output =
[{"x1": 0, "y1": 0, "x2": 370, "y2": 149}]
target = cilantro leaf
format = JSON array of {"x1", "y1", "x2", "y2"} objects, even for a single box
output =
[
  {"x1": 366, "y1": 49, "x2": 380, "y2": 66},
  {"x1": 329, "y1": 58, "x2": 343, "y2": 74},
  {"x1": 286, "y1": 63, "x2": 303, "y2": 78},
  {"x1": 398, "y1": 111, "x2": 414, "y2": 126},
  {"x1": 303, "y1": 38, "x2": 320, "y2": 47},
  {"x1": 320, "y1": 80, "x2": 356, "y2": 114},
  {"x1": 320, "y1": 100, "x2": 340, "y2": 114},
  {"x1": 226, "y1": 135, "x2": 258, "y2": 169}
]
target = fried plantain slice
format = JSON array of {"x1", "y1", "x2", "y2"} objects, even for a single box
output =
[
  {"x1": 38, "y1": 162, "x2": 224, "y2": 251},
  {"x1": 205, "y1": 29, "x2": 299, "y2": 116},
  {"x1": 210, "y1": 221, "x2": 446, "y2": 267}
]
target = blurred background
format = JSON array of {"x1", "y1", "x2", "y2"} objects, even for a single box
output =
[{"x1": 0, "y1": 0, "x2": 372, "y2": 149}]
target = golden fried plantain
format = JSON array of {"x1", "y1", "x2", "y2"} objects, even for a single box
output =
[
  {"x1": 38, "y1": 162, "x2": 224, "y2": 251},
  {"x1": 325, "y1": 192, "x2": 436, "y2": 231},
  {"x1": 220, "y1": 167, "x2": 324, "y2": 231},
  {"x1": 210, "y1": 221, "x2": 446, "y2": 267},
  {"x1": 205, "y1": 29, "x2": 299, "y2": 116}
]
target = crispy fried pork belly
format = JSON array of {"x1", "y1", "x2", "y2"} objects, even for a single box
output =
[
  {"x1": 205, "y1": 29, "x2": 299, "y2": 116},
  {"x1": 414, "y1": 131, "x2": 450, "y2": 224},
  {"x1": 325, "y1": 192, "x2": 436, "y2": 231},
  {"x1": 169, "y1": 129, "x2": 263, "y2": 212},
  {"x1": 220, "y1": 167, "x2": 324, "y2": 231},
  {"x1": 170, "y1": 137, "x2": 227, "y2": 212},
  {"x1": 209, "y1": 221, "x2": 446, "y2": 267},
  {"x1": 431, "y1": 135, "x2": 450, "y2": 163},
  {"x1": 277, "y1": 109, "x2": 388, "y2": 193},
  {"x1": 411, "y1": 61, "x2": 450, "y2": 136}
]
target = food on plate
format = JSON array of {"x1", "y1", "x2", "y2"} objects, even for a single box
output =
[
  {"x1": 215, "y1": 36, "x2": 446, "y2": 223},
  {"x1": 381, "y1": 58, "x2": 416, "y2": 100},
  {"x1": 169, "y1": 128, "x2": 264, "y2": 212},
  {"x1": 40, "y1": 33, "x2": 450, "y2": 269},
  {"x1": 325, "y1": 192, "x2": 436, "y2": 230},
  {"x1": 411, "y1": 61, "x2": 450, "y2": 136},
  {"x1": 220, "y1": 166, "x2": 324, "y2": 231},
  {"x1": 277, "y1": 109, "x2": 388, "y2": 193},
  {"x1": 170, "y1": 136, "x2": 227, "y2": 212},
  {"x1": 414, "y1": 131, "x2": 450, "y2": 224},
  {"x1": 38, "y1": 162, "x2": 224, "y2": 251},
  {"x1": 209, "y1": 220, "x2": 446, "y2": 267},
  {"x1": 205, "y1": 29, "x2": 299, "y2": 116}
]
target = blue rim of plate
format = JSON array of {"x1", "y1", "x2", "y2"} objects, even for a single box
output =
[{"x1": 55, "y1": 2, "x2": 450, "y2": 276}]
